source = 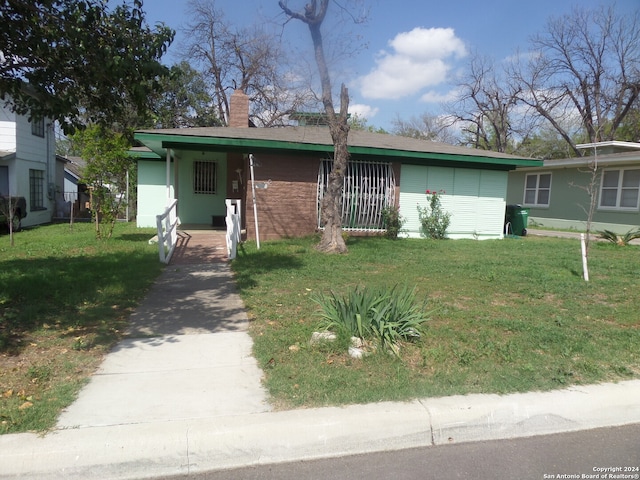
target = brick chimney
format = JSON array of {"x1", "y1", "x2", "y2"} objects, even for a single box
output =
[{"x1": 229, "y1": 89, "x2": 249, "y2": 128}]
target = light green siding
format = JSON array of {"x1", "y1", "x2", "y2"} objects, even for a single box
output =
[
  {"x1": 400, "y1": 165, "x2": 508, "y2": 240},
  {"x1": 137, "y1": 160, "x2": 175, "y2": 228},
  {"x1": 507, "y1": 168, "x2": 640, "y2": 233},
  {"x1": 136, "y1": 152, "x2": 229, "y2": 228},
  {"x1": 175, "y1": 151, "x2": 227, "y2": 224}
]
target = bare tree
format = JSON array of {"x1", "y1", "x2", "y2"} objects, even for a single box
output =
[
  {"x1": 279, "y1": 0, "x2": 354, "y2": 253},
  {"x1": 0, "y1": 194, "x2": 22, "y2": 247},
  {"x1": 509, "y1": 5, "x2": 640, "y2": 157},
  {"x1": 569, "y1": 155, "x2": 600, "y2": 254},
  {"x1": 181, "y1": 0, "x2": 313, "y2": 126},
  {"x1": 391, "y1": 112, "x2": 458, "y2": 144},
  {"x1": 448, "y1": 53, "x2": 529, "y2": 153}
]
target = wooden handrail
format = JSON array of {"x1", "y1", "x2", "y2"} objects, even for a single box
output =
[{"x1": 156, "y1": 199, "x2": 179, "y2": 264}]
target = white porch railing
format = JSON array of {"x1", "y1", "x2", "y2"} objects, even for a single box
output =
[
  {"x1": 226, "y1": 199, "x2": 242, "y2": 259},
  {"x1": 156, "y1": 199, "x2": 179, "y2": 264}
]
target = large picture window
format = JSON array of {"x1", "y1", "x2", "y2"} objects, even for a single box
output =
[
  {"x1": 600, "y1": 168, "x2": 640, "y2": 210},
  {"x1": 193, "y1": 161, "x2": 217, "y2": 194},
  {"x1": 317, "y1": 160, "x2": 396, "y2": 231},
  {"x1": 523, "y1": 173, "x2": 551, "y2": 206},
  {"x1": 29, "y1": 169, "x2": 45, "y2": 210}
]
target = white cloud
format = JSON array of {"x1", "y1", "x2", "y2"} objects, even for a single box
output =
[
  {"x1": 390, "y1": 27, "x2": 466, "y2": 61},
  {"x1": 349, "y1": 103, "x2": 379, "y2": 120},
  {"x1": 419, "y1": 88, "x2": 461, "y2": 104},
  {"x1": 359, "y1": 27, "x2": 467, "y2": 100},
  {"x1": 503, "y1": 50, "x2": 540, "y2": 65}
]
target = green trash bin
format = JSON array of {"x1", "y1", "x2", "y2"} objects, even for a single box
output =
[{"x1": 505, "y1": 205, "x2": 529, "y2": 236}]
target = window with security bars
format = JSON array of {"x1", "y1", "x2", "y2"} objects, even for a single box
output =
[
  {"x1": 193, "y1": 161, "x2": 217, "y2": 194},
  {"x1": 29, "y1": 169, "x2": 45, "y2": 210},
  {"x1": 317, "y1": 160, "x2": 396, "y2": 231}
]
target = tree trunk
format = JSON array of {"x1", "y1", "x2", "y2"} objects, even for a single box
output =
[
  {"x1": 278, "y1": 1, "x2": 350, "y2": 253},
  {"x1": 307, "y1": 11, "x2": 350, "y2": 254},
  {"x1": 316, "y1": 83, "x2": 349, "y2": 253}
]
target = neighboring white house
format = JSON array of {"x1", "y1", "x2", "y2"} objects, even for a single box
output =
[{"x1": 0, "y1": 99, "x2": 57, "y2": 227}]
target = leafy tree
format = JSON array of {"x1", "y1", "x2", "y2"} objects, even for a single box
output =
[
  {"x1": 0, "y1": 0, "x2": 174, "y2": 133},
  {"x1": 616, "y1": 104, "x2": 640, "y2": 143},
  {"x1": 348, "y1": 113, "x2": 387, "y2": 134},
  {"x1": 509, "y1": 5, "x2": 640, "y2": 156},
  {"x1": 517, "y1": 127, "x2": 578, "y2": 160},
  {"x1": 279, "y1": 0, "x2": 361, "y2": 253},
  {"x1": 71, "y1": 126, "x2": 133, "y2": 239},
  {"x1": 152, "y1": 62, "x2": 221, "y2": 128}
]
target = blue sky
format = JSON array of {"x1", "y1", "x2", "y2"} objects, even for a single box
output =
[{"x1": 142, "y1": 0, "x2": 639, "y2": 130}]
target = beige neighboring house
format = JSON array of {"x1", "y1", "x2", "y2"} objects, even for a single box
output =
[{"x1": 0, "y1": 98, "x2": 57, "y2": 228}]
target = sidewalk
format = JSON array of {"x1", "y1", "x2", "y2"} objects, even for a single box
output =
[
  {"x1": 527, "y1": 227, "x2": 640, "y2": 244},
  {"x1": 1, "y1": 230, "x2": 639, "y2": 479}
]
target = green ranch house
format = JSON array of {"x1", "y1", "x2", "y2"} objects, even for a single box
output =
[{"x1": 133, "y1": 90, "x2": 541, "y2": 243}]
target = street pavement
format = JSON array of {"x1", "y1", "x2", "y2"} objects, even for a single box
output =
[
  {"x1": 156, "y1": 424, "x2": 640, "y2": 480},
  {"x1": 1, "y1": 232, "x2": 639, "y2": 479}
]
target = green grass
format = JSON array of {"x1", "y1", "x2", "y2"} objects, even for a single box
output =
[
  {"x1": 232, "y1": 235, "x2": 640, "y2": 409},
  {"x1": 0, "y1": 222, "x2": 163, "y2": 434},
  {"x1": 3, "y1": 226, "x2": 638, "y2": 431}
]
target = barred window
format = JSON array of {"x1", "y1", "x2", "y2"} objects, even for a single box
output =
[
  {"x1": 29, "y1": 169, "x2": 45, "y2": 210},
  {"x1": 317, "y1": 160, "x2": 396, "y2": 231},
  {"x1": 193, "y1": 161, "x2": 217, "y2": 194}
]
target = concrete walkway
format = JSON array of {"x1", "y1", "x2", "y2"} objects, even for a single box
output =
[
  {"x1": 527, "y1": 228, "x2": 640, "y2": 244},
  {"x1": 1, "y1": 229, "x2": 639, "y2": 479}
]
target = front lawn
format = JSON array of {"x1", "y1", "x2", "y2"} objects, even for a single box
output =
[
  {"x1": 0, "y1": 223, "x2": 163, "y2": 434},
  {"x1": 232, "y1": 235, "x2": 640, "y2": 409},
  {"x1": 2, "y1": 226, "x2": 638, "y2": 433}
]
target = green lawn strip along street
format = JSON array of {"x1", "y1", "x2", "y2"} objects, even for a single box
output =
[
  {"x1": 2, "y1": 226, "x2": 637, "y2": 433},
  {"x1": 232, "y1": 235, "x2": 640, "y2": 409}
]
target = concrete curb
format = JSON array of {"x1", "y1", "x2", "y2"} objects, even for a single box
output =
[{"x1": 2, "y1": 379, "x2": 639, "y2": 479}]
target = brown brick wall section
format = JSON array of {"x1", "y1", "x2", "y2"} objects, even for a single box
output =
[
  {"x1": 242, "y1": 157, "x2": 403, "y2": 242},
  {"x1": 245, "y1": 154, "x2": 319, "y2": 241}
]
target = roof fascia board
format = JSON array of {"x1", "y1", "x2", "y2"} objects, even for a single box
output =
[
  {"x1": 514, "y1": 157, "x2": 640, "y2": 172},
  {"x1": 161, "y1": 137, "x2": 334, "y2": 154},
  {"x1": 349, "y1": 147, "x2": 541, "y2": 168},
  {"x1": 129, "y1": 150, "x2": 162, "y2": 160},
  {"x1": 577, "y1": 141, "x2": 640, "y2": 150}
]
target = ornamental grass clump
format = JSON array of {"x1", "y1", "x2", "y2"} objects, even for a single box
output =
[{"x1": 312, "y1": 285, "x2": 429, "y2": 355}]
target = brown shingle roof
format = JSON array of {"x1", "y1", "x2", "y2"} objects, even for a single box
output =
[{"x1": 138, "y1": 126, "x2": 530, "y2": 160}]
